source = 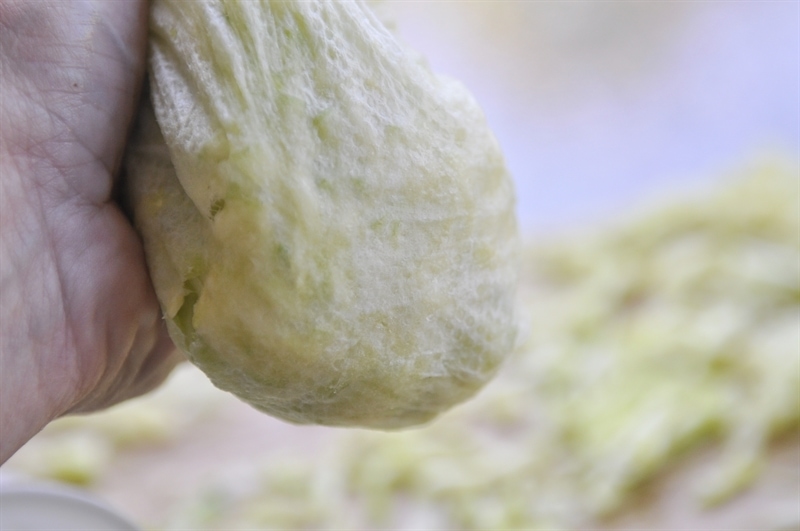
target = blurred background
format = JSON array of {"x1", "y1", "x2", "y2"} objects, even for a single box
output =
[
  {"x1": 3, "y1": 2, "x2": 798, "y2": 530},
  {"x1": 390, "y1": 0, "x2": 799, "y2": 234}
]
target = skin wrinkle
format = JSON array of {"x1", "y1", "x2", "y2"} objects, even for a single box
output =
[
  {"x1": 1, "y1": 12, "x2": 89, "y2": 99},
  {"x1": 96, "y1": 13, "x2": 138, "y2": 69},
  {"x1": 86, "y1": 2, "x2": 148, "y2": 195},
  {"x1": 0, "y1": 0, "x2": 178, "y2": 463},
  {"x1": 66, "y1": 218, "x2": 179, "y2": 414},
  {"x1": 31, "y1": 159, "x2": 84, "y2": 404},
  {"x1": 0, "y1": 166, "x2": 75, "y2": 420},
  {"x1": 71, "y1": 214, "x2": 129, "y2": 391},
  {"x1": 49, "y1": 200, "x2": 147, "y2": 405},
  {"x1": 3, "y1": 76, "x2": 104, "y2": 211},
  {"x1": 83, "y1": 287, "x2": 165, "y2": 411},
  {"x1": 36, "y1": 81, "x2": 117, "y2": 204},
  {"x1": 3, "y1": 2, "x2": 142, "y2": 207}
]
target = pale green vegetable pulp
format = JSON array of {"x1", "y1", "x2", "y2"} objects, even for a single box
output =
[{"x1": 125, "y1": 0, "x2": 518, "y2": 428}]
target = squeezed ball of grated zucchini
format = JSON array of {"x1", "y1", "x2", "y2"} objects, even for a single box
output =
[{"x1": 125, "y1": 0, "x2": 518, "y2": 428}]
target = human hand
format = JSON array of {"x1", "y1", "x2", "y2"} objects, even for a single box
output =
[{"x1": 0, "y1": 0, "x2": 180, "y2": 464}]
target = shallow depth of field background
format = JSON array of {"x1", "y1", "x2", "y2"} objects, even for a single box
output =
[
  {"x1": 390, "y1": 1, "x2": 798, "y2": 234},
  {"x1": 3, "y1": 2, "x2": 798, "y2": 530}
]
